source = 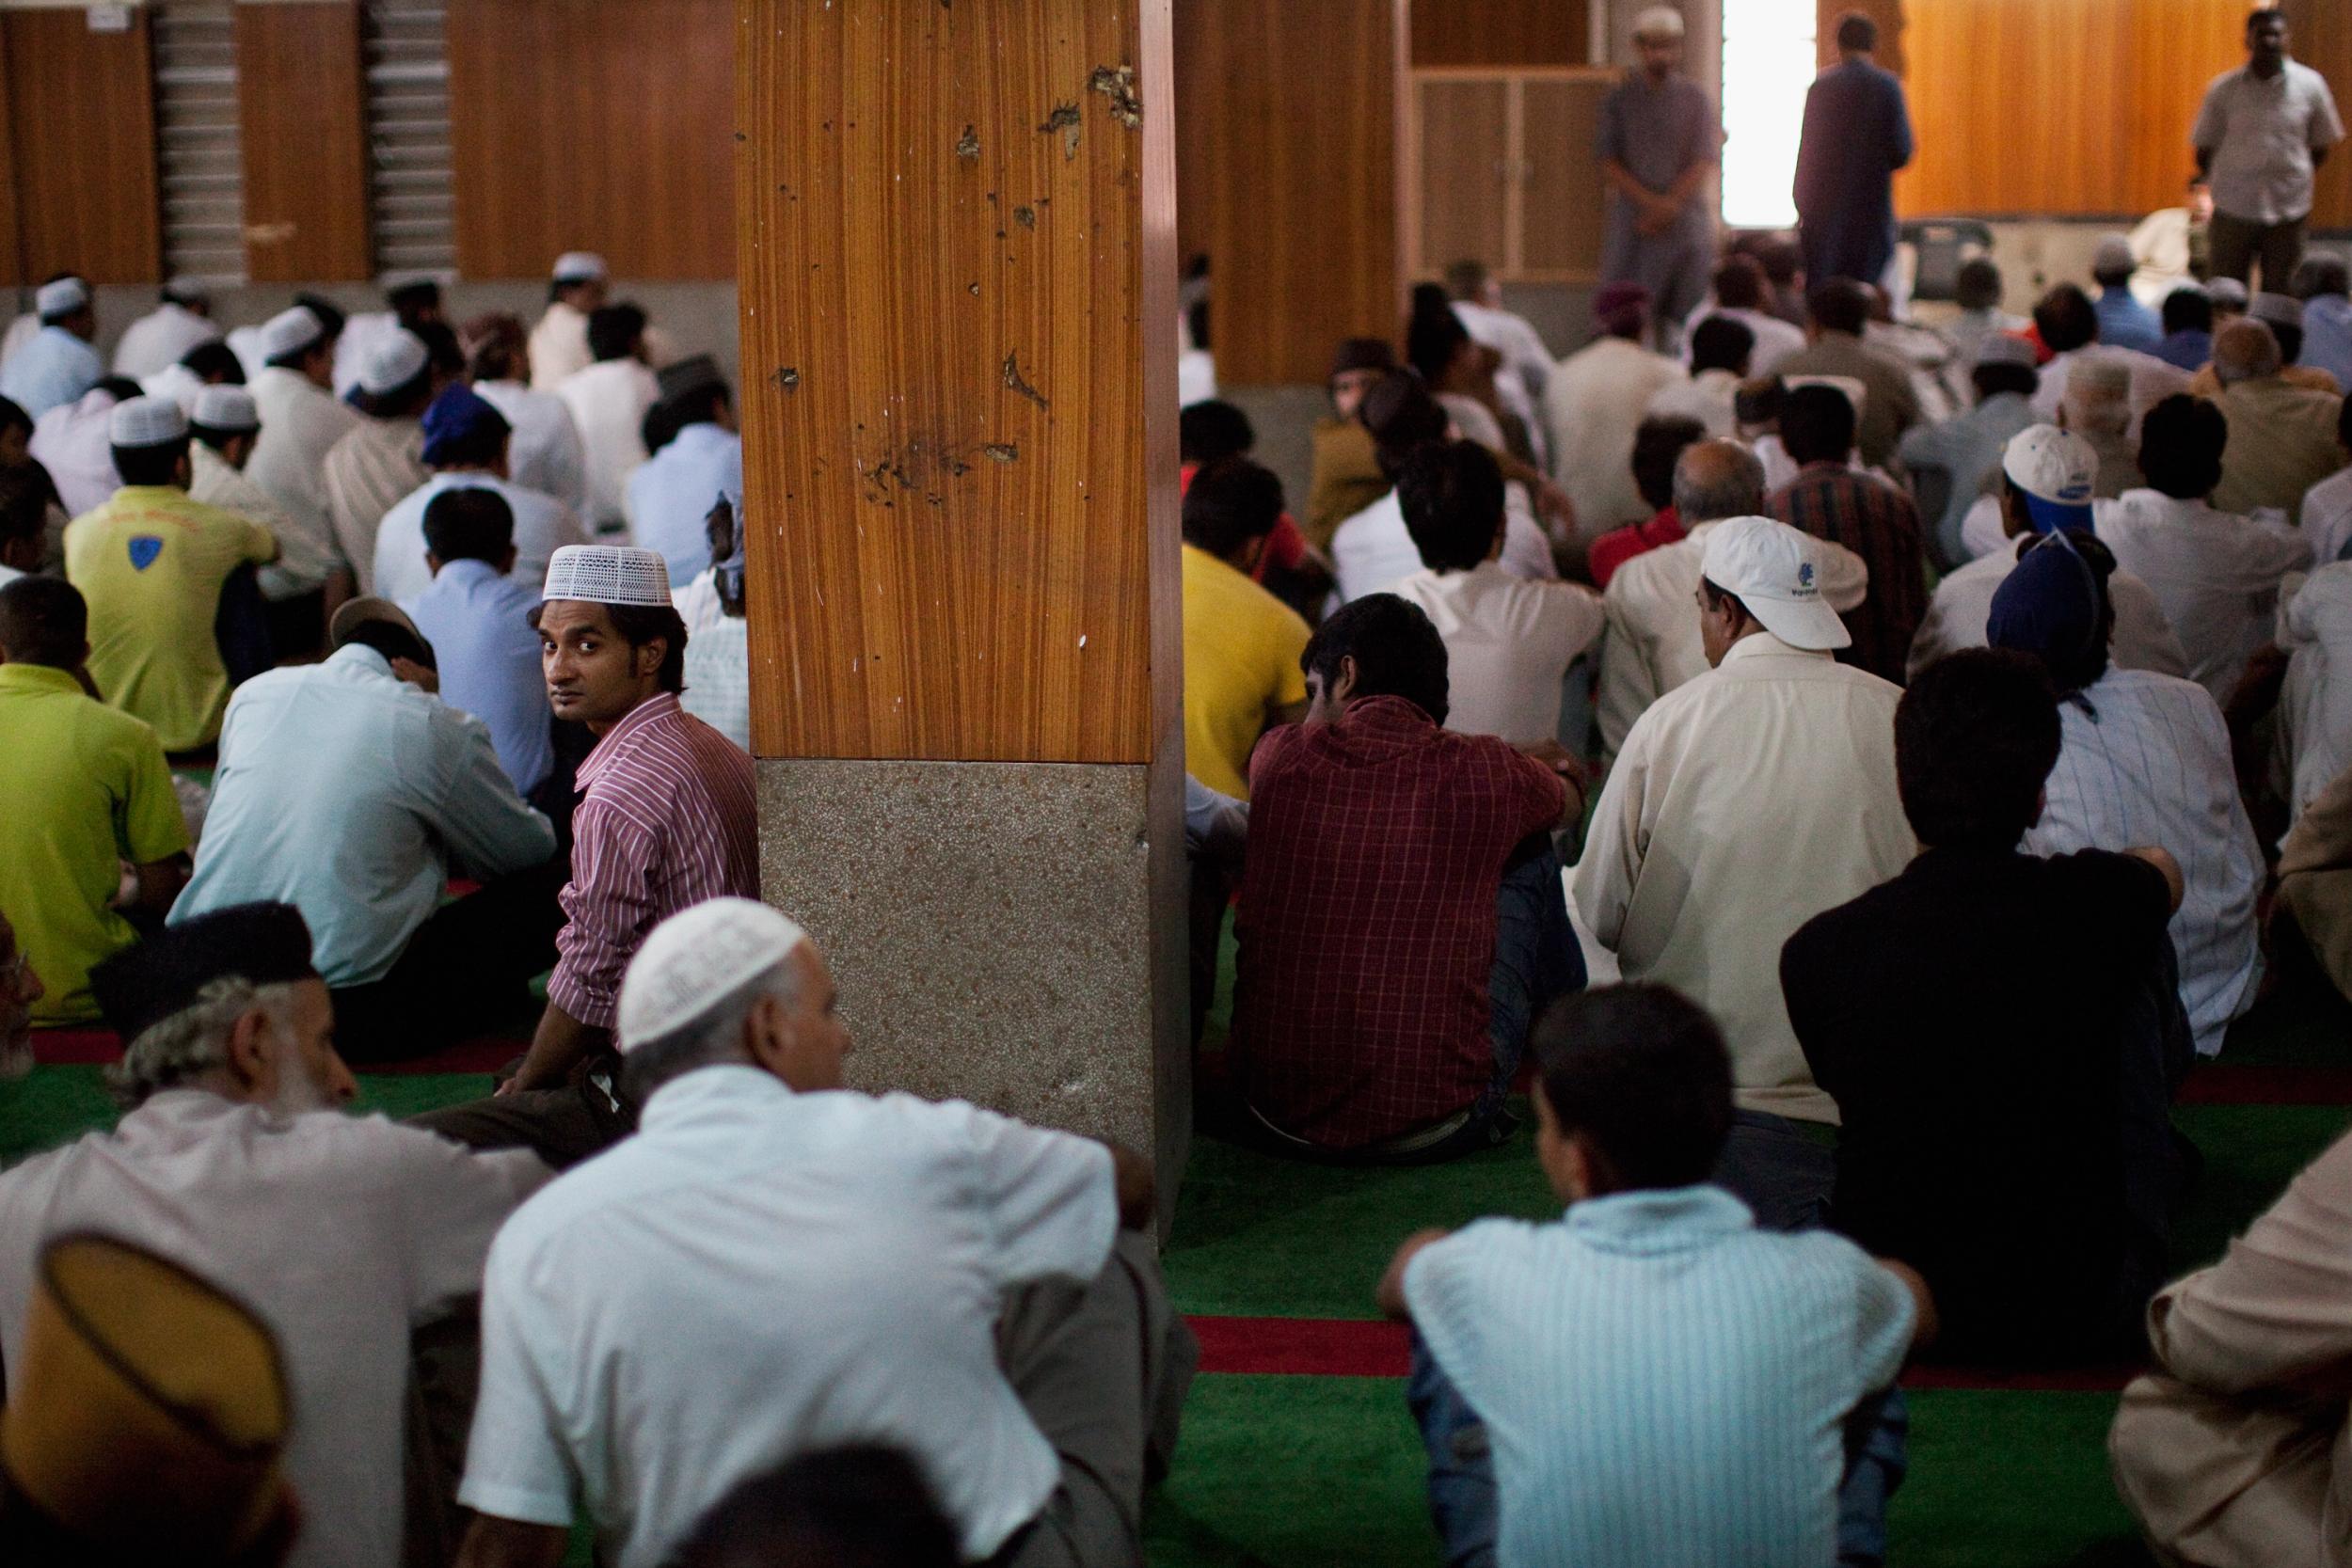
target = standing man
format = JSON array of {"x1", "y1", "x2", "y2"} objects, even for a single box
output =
[
  {"x1": 2195, "y1": 8, "x2": 2344, "y2": 292},
  {"x1": 529, "y1": 252, "x2": 610, "y2": 391},
  {"x1": 1597, "y1": 8, "x2": 1721, "y2": 354},
  {"x1": 1793, "y1": 12, "x2": 1915, "y2": 289}
]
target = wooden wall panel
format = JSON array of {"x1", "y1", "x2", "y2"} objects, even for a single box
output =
[
  {"x1": 2281, "y1": 0, "x2": 2352, "y2": 228},
  {"x1": 236, "y1": 2, "x2": 372, "y2": 282},
  {"x1": 737, "y1": 0, "x2": 1178, "y2": 763},
  {"x1": 1411, "y1": 0, "x2": 1584, "y2": 68},
  {"x1": 3, "y1": 8, "x2": 159, "y2": 284},
  {"x1": 0, "y1": 25, "x2": 18, "y2": 290},
  {"x1": 450, "y1": 0, "x2": 735, "y2": 280},
  {"x1": 1175, "y1": 0, "x2": 1401, "y2": 386},
  {"x1": 1519, "y1": 76, "x2": 1611, "y2": 276}
]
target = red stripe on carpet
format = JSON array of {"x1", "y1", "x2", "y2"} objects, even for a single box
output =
[
  {"x1": 2177, "y1": 1065, "x2": 2352, "y2": 1106},
  {"x1": 32, "y1": 1028, "x2": 516, "y2": 1077},
  {"x1": 1186, "y1": 1314, "x2": 2137, "y2": 1389}
]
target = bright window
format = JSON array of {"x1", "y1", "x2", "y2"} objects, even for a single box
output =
[{"x1": 1720, "y1": 0, "x2": 1817, "y2": 230}]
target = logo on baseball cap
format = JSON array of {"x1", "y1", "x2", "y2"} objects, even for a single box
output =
[{"x1": 1698, "y1": 516, "x2": 1851, "y2": 652}]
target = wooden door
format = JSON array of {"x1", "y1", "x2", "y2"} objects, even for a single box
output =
[
  {"x1": 1412, "y1": 77, "x2": 1510, "y2": 278},
  {"x1": 1519, "y1": 75, "x2": 1611, "y2": 279}
]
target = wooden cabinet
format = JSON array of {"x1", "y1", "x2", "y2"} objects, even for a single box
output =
[{"x1": 1404, "y1": 68, "x2": 1614, "y2": 283}]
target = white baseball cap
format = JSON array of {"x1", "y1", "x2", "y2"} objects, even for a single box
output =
[
  {"x1": 2001, "y1": 424, "x2": 2097, "y2": 533},
  {"x1": 107, "y1": 396, "x2": 188, "y2": 450},
  {"x1": 191, "y1": 384, "x2": 259, "y2": 434},
  {"x1": 358, "y1": 329, "x2": 429, "y2": 396},
  {"x1": 551, "y1": 251, "x2": 609, "y2": 285},
  {"x1": 1699, "y1": 515, "x2": 1851, "y2": 651},
  {"x1": 541, "y1": 544, "x2": 674, "y2": 607},
  {"x1": 35, "y1": 277, "x2": 88, "y2": 318},
  {"x1": 617, "y1": 898, "x2": 809, "y2": 1052},
  {"x1": 258, "y1": 306, "x2": 324, "y2": 360}
]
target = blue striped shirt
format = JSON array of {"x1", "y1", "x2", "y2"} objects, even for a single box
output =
[{"x1": 1404, "y1": 1185, "x2": 1913, "y2": 1568}]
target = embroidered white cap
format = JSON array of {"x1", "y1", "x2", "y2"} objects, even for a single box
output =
[
  {"x1": 1698, "y1": 515, "x2": 1851, "y2": 651},
  {"x1": 163, "y1": 275, "x2": 210, "y2": 307},
  {"x1": 358, "y1": 329, "x2": 430, "y2": 396},
  {"x1": 258, "y1": 307, "x2": 325, "y2": 360},
  {"x1": 541, "y1": 544, "x2": 674, "y2": 607},
  {"x1": 551, "y1": 251, "x2": 609, "y2": 285},
  {"x1": 191, "y1": 385, "x2": 260, "y2": 434},
  {"x1": 618, "y1": 897, "x2": 809, "y2": 1052},
  {"x1": 35, "y1": 277, "x2": 88, "y2": 318},
  {"x1": 108, "y1": 396, "x2": 188, "y2": 450}
]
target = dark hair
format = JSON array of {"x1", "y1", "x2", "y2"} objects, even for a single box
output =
[
  {"x1": 1300, "y1": 593, "x2": 1448, "y2": 725},
  {"x1": 1713, "y1": 253, "x2": 1767, "y2": 310},
  {"x1": 2339, "y1": 388, "x2": 2352, "y2": 453},
  {"x1": 95, "y1": 377, "x2": 144, "y2": 404},
  {"x1": 2276, "y1": 321, "x2": 2308, "y2": 366},
  {"x1": 0, "y1": 467, "x2": 44, "y2": 546},
  {"x1": 588, "y1": 305, "x2": 647, "y2": 363},
  {"x1": 643, "y1": 397, "x2": 689, "y2": 457},
  {"x1": 2162, "y1": 288, "x2": 2214, "y2": 336},
  {"x1": 2033, "y1": 284, "x2": 2099, "y2": 354},
  {"x1": 1756, "y1": 235, "x2": 1802, "y2": 286},
  {"x1": 1533, "y1": 984, "x2": 1733, "y2": 1190},
  {"x1": 663, "y1": 1446, "x2": 961, "y2": 1568},
  {"x1": 1405, "y1": 283, "x2": 1473, "y2": 384},
  {"x1": 1836, "y1": 10, "x2": 1878, "y2": 51},
  {"x1": 429, "y1": 410, "x2": 511, "y2": 472},
  {"x1": 111, "y1": 439, "x2": 189, "y2": 487},
  {"x1": 2248, "y1": 6, "x2": 2285, "y2": 32},
  {"x1": 0, "y1": 574, "x2": 86, "y2": 666},
  {"x1": 342, "y1": 617, "x2": 436, "y2": 671},
  {"x1": 1179, "y1": 400, "x2": 1255, "y2": 466},
  {"x1": 2093, "y1": 252, "x2": 2134, "y2": 290},
  {"x1": 1443, "y1": 258, "x2": 1491, "y2": 301},
  {"x1": 1778, "y1": 384, "x2": 1857, "y2": 466},
  {"x1": 1396, "y1": 439, "x2": 1504, "y2": 572},
  {"x1": 2137, "y1": 393, "x2": 2227, "y2": 499},
  {"x1": 415, "y1": 319, "x2": 464, "y2": 377},
  {"x1": 1896, "y1": 649, "x2": 2061, "y2": 849},
  {"x1": 1631, "y1": 416, "x2": 1707, "y2": 511},
  {"x1": 422, "y1": 486, "x2": 516, "y2": 565},
  {"x1": 387, "y1": 278, "x2": 440, "y2": 320},
  {"x1": 1360, "y1": 371, "x2": 1450, "y2": 481},
  {"x1": 1181, "y1": 456, "x2": 1285, "y2": 559},
  {"x1": 191, "y1": 421, "x2": 249, "y2": 454},
  {"x1": 0, "y1": 395, "x2": 28, "y2": 442},
  {"x1": 2294, "y1": 253, "x2": 2351, "y2": 301},
  {"x1": 293, "y1": 293, "x2": 346, "y2": 341},
  {"x1": 1688, "y1": 315, "x2": 1755, "y2": 377},
  {"x1": 1806, "y1": 277, "x2": 1870, "y2": 336},
  {"x1": 1955, "y1": 257, "x2": 2005, "y2": 311},
  {"x1": 464, "y1": 313, "x2": 530, "y2": 383},
  {"x1": 181, "y1": 341, "x2": 246, "y2": 385},
  {"x1": 1971, "y1": 361, "x2": 2039, "y2": 401}
]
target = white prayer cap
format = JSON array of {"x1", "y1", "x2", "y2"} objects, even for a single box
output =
[
  {"x1": 617, "y1": 898, "x2": 809, "y2": 1052},
  {"x1": 35, "y1": 277, "x2": 88, "y2": 318},
  {"x1": 541, "y1": 544, "x2": 673, "y2": 607},
  {"x1": 551, "y1": 251, "x2": 609, "y2": 285},
  {"x1": 2091, "y1": 233, "x2": 2136, "y2": 277},
  {"x1": 2252, "y1": 291, "x2": 2304, "y2": 329},
  {"x1": 1973, "y1": 334, "x2": 2039, "y2": 370},
  {"x1": 107, "y1": 396, "x2": 187, "y2": 450},
  {"x1": 1699, "y1": 516, "x2": 1851, "y2": 652},
  {"x1": 358, "y1": 329, "x2": 429, "y2": 396},
  {"x1": 191, "y1": 384, "x2": 259, "y2": 434},
  {"x1": 162, "y1": 276, "x2": 209, "y2": 307},
  {"x1": 1632, "y1": 5, "x2": 1686, "y2": 39},
  {"x1": 258, "y1": 306, "x2": 324, "y2": 361}
]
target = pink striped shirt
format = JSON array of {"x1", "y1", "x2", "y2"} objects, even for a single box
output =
[{"x1": 548, "y1": 692, "x2": 758, "y2": 1029}]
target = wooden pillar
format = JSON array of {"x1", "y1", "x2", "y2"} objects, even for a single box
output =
[{"x1": 736, "y1": 0, "x2": 1187, "y2": 1205}]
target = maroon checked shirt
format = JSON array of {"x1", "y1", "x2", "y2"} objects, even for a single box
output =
[{"x1": 1232, "y1": 694, "x2": 1565, "y2": 1148}]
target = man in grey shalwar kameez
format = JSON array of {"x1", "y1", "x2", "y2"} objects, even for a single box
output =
[{"x1": 1597, "y1": 7, "x2": 1722, "y2": 355}]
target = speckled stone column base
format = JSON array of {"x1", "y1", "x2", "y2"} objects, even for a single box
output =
[{"x1": 756, "y1": 754, "x2": 1191, "y2": 1227}]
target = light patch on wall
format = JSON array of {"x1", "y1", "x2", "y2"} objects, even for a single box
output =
[{"x1": 1720, "y1": 0, "x2": 1815, "y2": 230}]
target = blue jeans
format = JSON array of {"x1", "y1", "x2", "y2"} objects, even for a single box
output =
[{"x1": 1474, "y1": 835, "x2": 1584, "y2": 1128}]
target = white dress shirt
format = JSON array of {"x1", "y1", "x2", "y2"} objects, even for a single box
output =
[
  {"x1": 1574, "y1": 633, "x2": 1915, "y2": 1124},
  {"x1": 0, "y1": 311, "x2": 35, "y2": 366},
  {"x1": 1595, "y1": 518, "x2": 1869, "y2": 759},
  {"x1": 173, "y1": 643, "x2": 555, "y2": 986},
  {"x1": 1905, "y1": 538, "x2": 2190, "y2": 682},
  {"x1": 1544, "y1": 336, "x2": 1687, "y2": 537},
  {"x1": 246, "y1": 365, "x2": 361, "y2": 588},
  {"x1": 372, "y1": 470, "x2": 587, "y2": 605},
  {"x1": 27, "y1": 388, "x2": 123, "y2": 517},
  {"x1": 2280, "y1": 563, "x2": 2352, "y2": 823},
  {"x1": 1681, "y1": 304, "x2": 1807, "y2": 377},
  {"x1": 459, "y1": 1066, "x2": 1117, "y2": 1568},
  {"x1": 2030, "y1": 346, "x2": 2190, "y2": 436},
  {"x1": 2096, "y1": 488, "x2": 2312, "y2": 703},
  {"x1": 679, "y1": 613, "x2": 751, "y2": 752},
  {"x1": 0, "y1": 325, "x2": 102, "y2": 419},
  {"x1": 1646, "y1": 367, "x2": 1742, "y2": 438},
  {"x1": 528, "y1": 300, "x2": 593, "y2": 391},
  {"x1": 627, "y1": 421, "x2": 742, "y2": 585},
  {"x1": 473, "y1": 378, "x2": 590, "y2": 515},
  {"x1": 1454, "y1": 299, "x2": 1552, "y2": 467},
  {"x1": 1331, "y1": 487, "x2": 1555, "y2": 604},
  {"x1": 558, "y1": 358, "x2": 660, "y2": 533},
  {"x1": 2025, "y1": 669, "x2": 2265, "y2": 1058},
  {"x1": 403, "y1": 558, "x2": 555, "y2": 795},
  {"x1": 190, "y1": 441, "x2": 331, "y2": 602},
  {"x1": 2299, "y1": 465, "x2": 2352, "y2": 566},
  {"x1": 111, "y1": 301, "x2": 220, "y2": 380},
  {"x1": 0, "y1": 1090, "x2": 548, "y2": 1568},
  {"x1": 1389, "y1": 562, "x2": 1604, "y2": 745}
]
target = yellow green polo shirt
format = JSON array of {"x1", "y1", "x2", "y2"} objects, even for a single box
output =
[
  {"x1": 64, "y1": 485, "x2": 277, "y2": 751},
  {"x1": 1182, "y1": 543, "x2": 1311, "y2": 800},
  {"x1": 0, "y1": 662, "x2": 190, "y2": 1024}
]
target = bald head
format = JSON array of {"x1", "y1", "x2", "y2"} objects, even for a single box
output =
[
  {"x1": 2213, "y1": 318, "x2": 2283, "y2": 387},
  {"x1": 1672, "y1": 439, "x2": 1767, "y2": 524}
]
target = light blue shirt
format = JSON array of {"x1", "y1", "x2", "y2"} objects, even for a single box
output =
[
  {"x1": 372, "y1": 471, "x2": 587, "y2": 607},
  {"x1": 2300, "y1": 293, "x2": 2352, "y2": 394},
  {"x1": 403, "y1": 559, "x2": 553, "y2": 795},
  {"x1": 0, "y1": 325, "x2": 102, "y2": 419},
  {"x1": 1405, "y1": 1185, "x2": 1914, "y2": 1568},
  {"x1": 2095, "y1": 287, "x2": 2163, "y2": 355},
  {"x1": 1896, "y1": 389, "x2": 2037, "y2": 567},
  {"x1": 173, "y1": 644, "x2": 556, "y2": 986},
  {"x1": 627, "y1": 422, "x2": 741, "y2": 585}
]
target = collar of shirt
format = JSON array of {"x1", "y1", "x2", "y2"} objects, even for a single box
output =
[
  {"x1": 1564, "y1": 1183, "x2": 1756, "y2": 1254},
  {"x1": 665, "y1": 421, "x2": 735, "y2": 457},
  {"x1": 321, "y1": 641, "x2": 402, "y2": 683},
  {"x1": 1719, "y1": 631, "x2": 1823, "y2": 668},
  {"x1": 427, "y1": 556, "x2": 510, "y2": 594},
  {"x1": 2116, "y1": 488, "x2": 2225, "y2": 525},
  {"x1": 0, "y1": 662, "x2": 81, "y2": 698},
  {"x1": 577, "y1": 690, "x2": 683, "y2": 792},
  {"x1": 1324, "y1": 692, "x2": 1441, "y2": 757},
  {"x1": 638, "y1": 1063, "x2": 791, "y2": 1135}
]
